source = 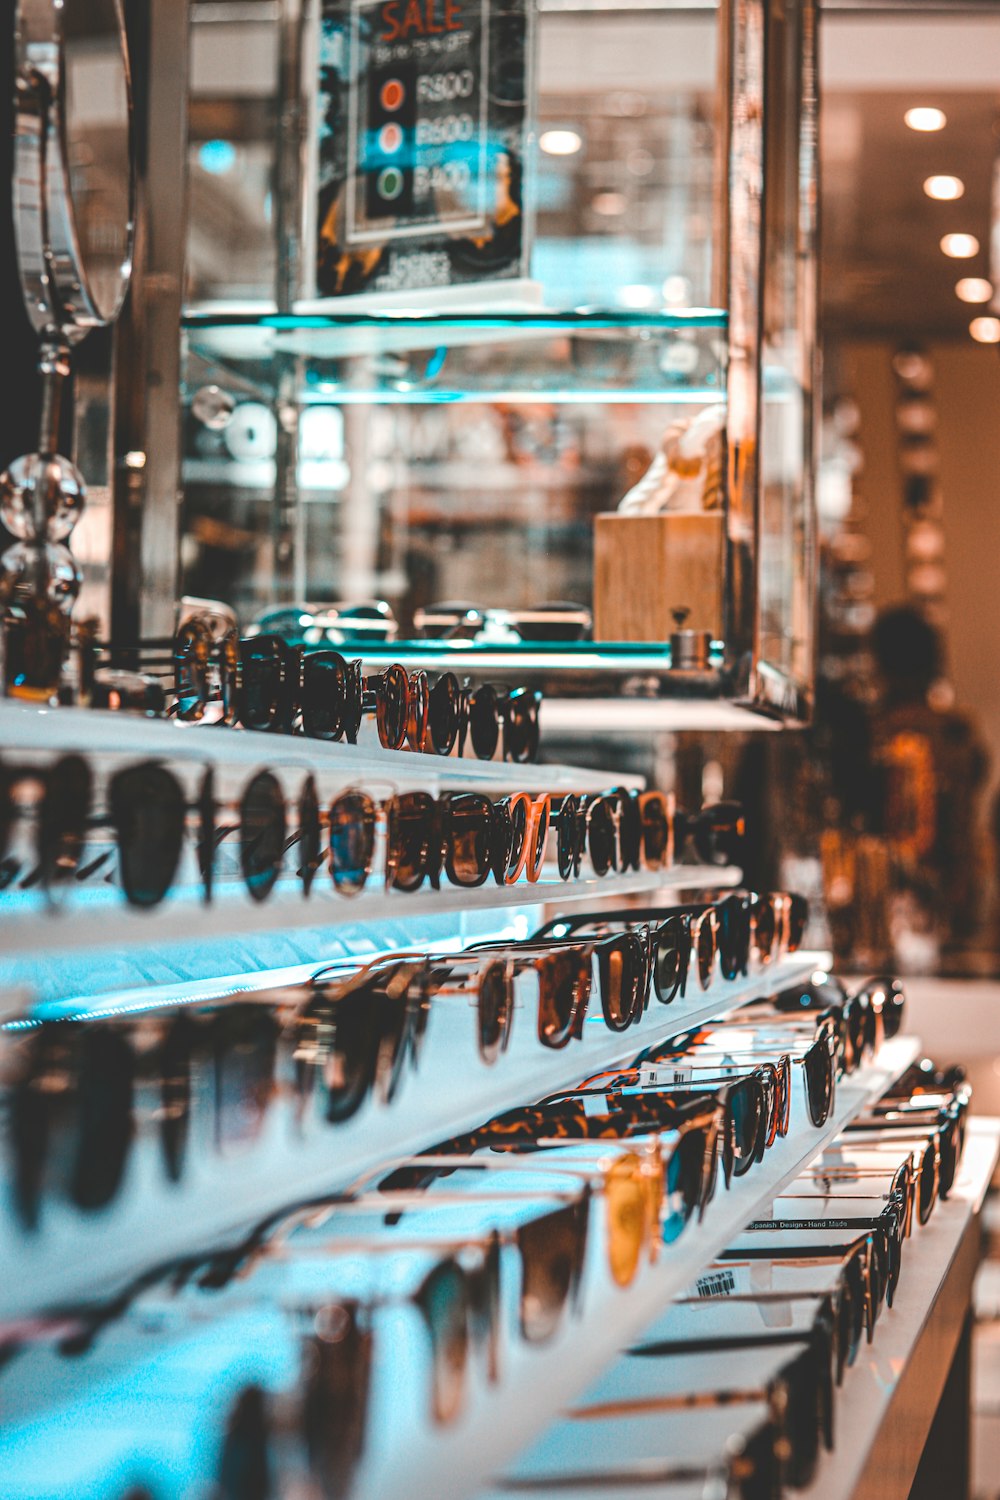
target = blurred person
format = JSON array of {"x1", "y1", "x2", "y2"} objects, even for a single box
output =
[{"x1": 869, "y1": 605, "x2": 989, "y2": 945}]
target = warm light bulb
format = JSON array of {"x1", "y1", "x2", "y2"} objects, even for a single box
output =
[
  {"x1": 904, "y1": 107, "x2": 947, "y2": 132},
  {"x1": 970, "y1": 316, "x2": 1000, "y2": 344},
  {"x1": 941, "y1": 233, "x2": 979, "y2": 259},
  {"x1": 956, "y1": 278, "x2": 993, "y2": 304},
  {"x1": 539, "y1": 129, "x2": 582, "y2": 156},
  {"x1": 924, "y1": 175, "x2": 964, "y2": 201}
]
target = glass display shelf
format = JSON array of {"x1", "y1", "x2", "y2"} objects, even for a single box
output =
[
  {"x1": 0, "y1": 948, "x2": 826, "y2": 1322},
  {"x1": 0, "y1": 1031, "x2": 922, "y2": 1500},
  {"x1": 182, "y1": 305, "x2": 728, "y2": 405}
]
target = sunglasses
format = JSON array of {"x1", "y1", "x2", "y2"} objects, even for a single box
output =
[
  {"x1": 0, "y1": 754, "x2": 94, "y2": 895},
  {"x1": 755, "y1": 973, "x2": 905, "y2": 1073},
  {"x1": 673, "y1": 799, "x2": 747, "y2": 865},
  {"x1": 647, "y1": 1024, "x2": 838, "y2": 1131},
  {"x1": 177, "y1": 625, "x2": 543, "y2": 762}
]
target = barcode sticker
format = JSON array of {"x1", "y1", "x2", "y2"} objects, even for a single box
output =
[
  {"x1": 638, "y1": 1064, "x2": 693, "y2": 1089},
  {"x1": 694, "y1": 1269, "x2": 737, "y2": 1298}
]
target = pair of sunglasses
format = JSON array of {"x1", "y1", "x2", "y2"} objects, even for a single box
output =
[
  {"x1": 553, "y1": 789, "x2": 675, "y2": 879},
  {"x1": 652, "y1": 1015, "x2": 839, "y2": 1131}
]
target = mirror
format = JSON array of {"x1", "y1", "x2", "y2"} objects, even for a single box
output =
[
  {"x1": 1, "y1": 0, "x2": 136, "y2": 696},
  {"x1": 13, "y1": 0, "x2": 135, "y2": 340}
]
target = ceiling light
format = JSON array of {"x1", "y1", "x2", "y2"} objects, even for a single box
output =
[
  {"x1": 924, "y1": 175, "x2": 964, "y2": 201},
  {"x1": 970, "y1": 316, "x2": 1000, "y2": 344},
  {"x1": 904, "y1": 107, "x2": 946, "y2": 133},
  {"x1": 591, "y1": 191, "x2": 626, "y2": 217},
  {"x1": 941, "y1": 233, "x2": 979, "y2": 259},
  {"x1": 539, "y1": 129, "x2": 582, "y2": 156},
  {"x1": 956, "y1": 278, "x2": 993, "y2": 304}
]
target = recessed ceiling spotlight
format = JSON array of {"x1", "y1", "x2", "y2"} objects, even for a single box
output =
[
  {"x1": 956, "y1": 278, "x2": 993, "y2": 304},
  {"x1": 924, "y1": 175, "x2": 964, "y2": 201},
  {"x1": 539, "y1": 129, "x2": 582, "y2": 157},
  {"x1": 941, "y1": 233, "x2": 980, "y2": 259},
  {"x1": 970, "y1": 316, "x2": 1000, "y2": 344},
  {"x1": 905, "y1": 107, "x2": 947, "y2": 132},
  {"x1": 591, "y1": 191, "x2": 627, "y2": 217}
]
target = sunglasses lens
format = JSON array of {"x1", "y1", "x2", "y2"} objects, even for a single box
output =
[
  {"x1": 918, "y1": 1149, "x2": 937, "y2": 1219},
  {"x1": 217, "y1": 1385, "x2": 272, "y2": 1500},
  {"x1": 787, "y1": 893, "x2": 808, "y2": 951},
  {"x1": 238, "y1": 636, "x2": 286, "y2": 731},
  {"x1": 537, "y1": 950, "x2": 589, "y2": 1048},
  {"x1": 477, "y1": 961, "x2": 511, "y2": 1064},
  {"x1": 417, "y1": 1259, "x2": 470, "y2": 1425},
  {"x1": 556, "y1": 794, "x2": 579, "y2": 880},
  {"x1": 469, "y1": 685, "x2": 499, "y2": 759},
  {"x1": 298, "y1": 776, "x2": 322, "y2": 894},
  {"x1": 110, "y1": 761, "x2": 185, "y2": 908},
  {"x1": 803, "y1": 1044, "x2": 833, "y2": 1128},
  {"x1": 640, "y1": 794, "x2": 669, "y2": 868},
  {"x1": 446, "y1": 794, "x2": 492, "y2": 886},
  {"x1": 615, "y1": 790, "x2": 641, "y2": 871},
  {"x1": 308, "y1": 986, "x2": 380, "y2": 1124},
  {"x1": 604, "y1": 1157, "x2": 647, "y2": 1288},
  {"x1": 652, "y1": 916, "x2": 686, "y2": 1003},
  {"x1": 214, "y1": 1006, "x2": 277, "y2": 1153},
  {"x1": 599, "y1": 934, "x2": 641, "y2": 1031},
  {"x1": 329, "y1": 790, "x2": 376, "y2": 896},
  {"x1": 387, "y1": 792, "x2": 435, "y2": 891},
  {"x1": 40, "y1": 754, "x2": 92, "y2": 887},
  {"x1": 516, "y1": 1199, "x2": 588, "y2": 1343},
  {"x1": 503, "y1": 689, "x2": 540, "y2": 763},
  {"x1": 587, "y1": 796, "x2": 616, "y2": 876},
  {"x1": 376, "y1": 665, "x2": 408, "y2": 749},
  {"x1": 663, "y1": 1130, "x2": 704, "y2": 1242},
  {"x1": 696, "y1": 800, "x2": 746, "y2": 865},
  {"x1": 696, "y1": 915, "x2": 715, "y2": 988},
  {"x1": 239, "y1": 771, "x2": 286, "y2": 901},
  {"x1": 428, "y1": 672, "x2": 462, "y2": 754},
  {"x1": 72, "y1": 1028, "x2": 134, "y2": 1210},
  {"x1": 528, "y1": 798, "x2": 550, "y2": 880},
  {"x1": 197, "y1": 766, "x2": 216, "y2": 901},
  {"x1": 305, "y1": 1302, "x2": 371, "y2": 1500},
  {"x1": 715, "y1": 895, "x2": 748, "y2": 981},
  {"x1": 159, "y1": 1013, "x2": 193, "y2": 1183},
  {"x1": 753, "y1": 898, "x2": 776, "y2": 961},
  {"x1": 301, "y1": 651, "x2": 347, "y2": 739},
  {"x1": 506, "y1": 797, "x2": 529, "y2": 880},
  {"x1": 729, "y1": 1081, "x2": 759, "y2": 1175},
  {"x1": 174, "y1": 620, "x2": 211, "y2": 721}
]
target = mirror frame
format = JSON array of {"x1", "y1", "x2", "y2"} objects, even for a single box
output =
[{"x1": 12, "y1": 0, "x2": 136, "y2": 341}]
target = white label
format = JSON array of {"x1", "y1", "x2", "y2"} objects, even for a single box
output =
[{"x1": 637, "y1": 1063, "x2": 693, "y2": 1089}]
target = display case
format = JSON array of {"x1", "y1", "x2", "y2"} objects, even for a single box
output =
[{"x1": 110, "y1": 0, "x2": 818, "y2": 728}]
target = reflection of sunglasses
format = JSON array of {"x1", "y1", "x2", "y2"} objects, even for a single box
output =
[
  {"x1": 347, "y1": 1145, "x2": 660, "y2": 1291},
  {"x1": 570, "y1": 1333, "x2": 834, "y2": 1491}
]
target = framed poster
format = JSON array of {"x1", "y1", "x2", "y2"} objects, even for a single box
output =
[{"x1": 309, "y1": 0, "x2": 534, "y2": 301}]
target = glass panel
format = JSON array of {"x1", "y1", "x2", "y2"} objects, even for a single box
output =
[{"x1": 756, "y1": 0, "x2": 817, "y2": 713}]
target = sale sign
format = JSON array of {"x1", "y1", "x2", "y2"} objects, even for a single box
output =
[{"x1": 311, "y1": 0, "x2": 532, "y2": 298}]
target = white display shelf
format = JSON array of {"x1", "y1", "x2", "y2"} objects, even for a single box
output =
[
  {"x1": 0, "y1": 700, "x2": 645, "y2": 792},
  {"x1": 542, "y1": 697, "x2": 786, "y2": 735},
  {"x1": 0, "y1": 950, "x2": 830, "y2": 1322},
  {"x1": 0, "y1": 864, "x2": 736, "y2": 963},
  {"x1": 369, "y1": 1038, "x2": 921, "y2": 1500},
  {"x1": 801, "y1": 1117, "x2": 1000, "y2": 1500}
]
